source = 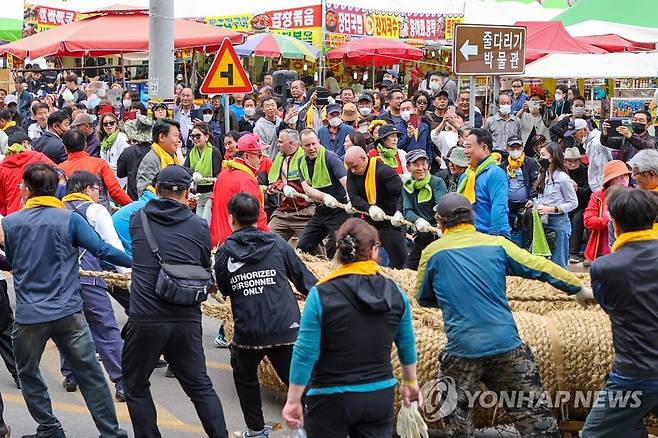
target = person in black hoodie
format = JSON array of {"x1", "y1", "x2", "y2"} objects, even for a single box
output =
[
  {"x1": 116, "y1": 115, "x2": 154, "y2": 200},
  {"x1": 564, "y1": 147, "x2": 591, "y2": 263},
  {"x1": 214, "y1": 193, "x2": 317, "y2": 438},
  {"x1": 124, "y1": 165, "x2": 229, "y2": 438}
]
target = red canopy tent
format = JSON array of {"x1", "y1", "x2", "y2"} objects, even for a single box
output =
[
  {"x1": 514, "y1": 21, "x2": 607, "y2": 63},
  {"x1": 575, "y1": 34, "x2": 654, "y2": 52},
  {"x1": 326, "y1": 36, "x2": 424, "y2": 67},
  {"x1": 0, "y1": 9, "x2": 245, "y2": 59}
]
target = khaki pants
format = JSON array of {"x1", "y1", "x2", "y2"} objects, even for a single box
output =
[{"x1": 268, "y1": 206, "x2": 315, "y2": 247}]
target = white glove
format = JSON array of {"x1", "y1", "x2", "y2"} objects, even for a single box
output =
[
  {"x1": 415, "y1": 218, "x2": 432, "y2": 233},
  {"x1": 396, "y1": 401, "x2": 429, "y2": 438},
  {"x1": 574, "y1": 286, "x2": 595, "y2": 308},
  {"x1": 344, "y1": 201, "x2": 357, "y2": 214},
  {"x1": 391, "y1": 211, "x2": 406, "y2": 227},
  {"x1": 282, "y1": 184, "x2": 297, "y2": 198},
  {"x1": 368, "y1": 205, "x2": 386, "y2": 221},
  {"x1": 323, "y1": 194, "x2": 339, "y2": 208},
  {"x1": 192, "y1": 171, "x2": 204, "y2": 183},
  {"x1": 401, "y1": 173, "x2": 412, "y2": 183}
]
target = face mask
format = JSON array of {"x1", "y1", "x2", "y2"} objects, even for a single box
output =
[
  {"x1": 429, "y1": 81, "x2": 442, "y2": 91},
  {"x1": 288, "y1": 115, "x2": 298, "y2": 125},
  {"x1": 358, "y1": 107, "x2": 372, "y2": 116},
  {"x1": 401, "y1": 110, "x2": 413, "y2": 122},
  {"x1": 632, "y1": 122, "x2": 646, "y2": 134},
  {"x1": 123, "y1": 99, "x2": 132, "y2": 110},
  {"x1": 539, "y1": 158, "x2": 550, "y2": 169},
  {"x1": 498, "y1": 104, "x2": 511, "y2": 115},
  {"x1": 554, "y1": 93, "x2": 564, "y2": 102},
  {"x1": 509, "y1": 150, "x2": 523, "y2": 159},
  {"x1": 244, "y1": 107, "x2": 256, "y2": 117},
  {"x1": 572, "y1": 107, "x2": 585, "y2": 117},
  {"x1": 202, "y1": 113, "x2": 213, "y2": 123},
  {"x1": 329, "y1": 117, "x2": 342, "y2": 127}
]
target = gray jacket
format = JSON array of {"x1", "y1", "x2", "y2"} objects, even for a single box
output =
[{"x1": 136, "y1": 150, "x2": 161, "y2": 196}]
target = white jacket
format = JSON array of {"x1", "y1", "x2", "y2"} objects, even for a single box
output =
[
  {"x1": 101, "y1": 131, "x2": 130, "y2": 186},
  {"x1": 583, "y1": 129, "x2": 612, "y2": 193}
]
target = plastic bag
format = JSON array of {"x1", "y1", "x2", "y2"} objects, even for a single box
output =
[
  {"x1": 288, "y1": 427, "x2": 307, "y2": 438},
  {"x1": 531, "y1": 209, "x2": 552, "y2": 257},
  {"x1": 396, "y1": 401, "x2": 428, "y2": 438}
]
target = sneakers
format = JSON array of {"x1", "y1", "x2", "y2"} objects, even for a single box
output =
[
  {"x1": 583, "y1": 259, "x2": 592, "y2": 268},
  {"x1": 22, "y1": 428, "x2": 66, "y2": 438},
  {"x1": 62, "y1": 377, "x2": 77, "y2": 392},
  {"x1": 243, "y1": 428, "x2": 270, "y2": 437},
  {"x1": 165, "y1": 366, "x2": 175, "y2": 378},
  {"x1": 568, "y1": 255, "x2": 581, "y2": 264},
  {"x1": 115, "y1": 384, "x2": 126, "y2": 402},
  {"x1": 154, "y1": 358, "x2": 168, "y2": 368},
  {"x1": 214, "y1": 325, "x2": 230, "y2": 348}
]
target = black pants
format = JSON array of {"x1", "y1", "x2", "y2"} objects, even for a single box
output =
[
  {"x1": 107, "y1": 285, "x2": 130, "y2": 315},
  {"x1": 0, "y1": 280, "x2": 17, "y2": 381},
  {"x1": 304, "y1": 387, "x2": 394, "y2": 438},
  {"x1": 0, "y1": 391, "x2": 5, "y2": 434},
  {"x1": 122, "y1": 320, "x2": 227, "y2": 438},
  {"x1": 406, "y1": 232, "x2": 438, "y2": 270},
  {"x1": 378, "y1": 224, "x2": 407, "y2": 269},
  {"x1": 297, "y1": 207, "x2": 350, "y2": 259},
  {"x1": 230, "y1": 345, "x2": 292, "y2": 431},
  {"x1": 569, "y1": 207, "x2": 586, "y2": 256}
]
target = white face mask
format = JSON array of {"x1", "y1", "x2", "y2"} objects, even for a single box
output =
[
  {"x1": 202, "y1": 113, "x2": 213, "y2": 123},
  {"x1": 288, "y1": 115, "x2": 298, "y2": 125},
  {"x1": 123, "y1": 99, "x2": 132, "y2": 110},
  {"x1": 329, "y1": 117, "x2": 342, "y2": 127},
  {"x1": 498, "y1": 104, "x2": 511, "y2": 115},
  {"x1": 358, "y1": 107, "x2": 372, "y2": 116},
  {"x1": 429, "y1": 81, "x2": 442, "y2": 91},
  {"x1": 509, "y1": 150, "x2": 523, "y2": 159},
  {"x1": 572, "y1": 107, "x2": 585, "y2": 117},
  {"x1": 554, "y1": 93, "x2": 564, "y2": 102},
  {"x1": 401, "y1": 110, "x2": 413, "y2": 122},
  {"x1": 244, "y1": 107, "x2": 256, "y2": 117}
]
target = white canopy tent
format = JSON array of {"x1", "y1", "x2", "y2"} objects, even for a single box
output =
[
  {"x1": 463, "y1": 0, "x2": 562, "y2": 26},
  {"x1": 523, "y1": 51, "x2": 658, "y2": 78},
  {"x1": 566, "y1": 22, "x2": 658, "y2": 45}
]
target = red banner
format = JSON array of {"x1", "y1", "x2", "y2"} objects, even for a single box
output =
[
  {"x1": 37, "y1": 6, "x2": 76, "y2": 26},
  {"x1": 267, "y1": 5, "x2": 322, "y2": 30}
]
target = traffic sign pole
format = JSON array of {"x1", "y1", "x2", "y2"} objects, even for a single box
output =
[
  {"x1": 469, "y1": 76, "x2": 476, "y2": 129},
  {"x1": 224, "y1": 95, "x2": 231, "y2": 134}
]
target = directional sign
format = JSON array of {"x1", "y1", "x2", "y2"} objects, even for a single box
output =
[
  {"x1": 200, "y1": 39, "x2": 253, "y2": 95},
  {"x1": 452, "y1": 24, "x2": 526, "y2": 76}
]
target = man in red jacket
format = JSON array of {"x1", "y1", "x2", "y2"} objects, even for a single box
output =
[
  {"x1": 59, "y1": 130, "x2": 132, "y2": 212},
  {"x1": 210, "y1": 133, "x2": 269, "y2": 248},
  {"x1": 0, "y1": 132, "x2": 54, "y2": 216}
]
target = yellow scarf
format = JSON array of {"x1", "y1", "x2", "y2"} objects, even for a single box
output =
[
  {"x1": 458, "y1": 154, "x2": 498, "y2": 204},
  {"x1": 151, "y1": 142, "x2": 180, "y2": 168},
  {"x1": 305, "y1": 105, "x2": 327, "y2": 129},
  {"x1": 1, "y1": 121, "x2": 16, "y2": 132},
  {"x1": 506, "y1": 154, "x2": 525, "y2": 178},
  {"x1": 317, "y1": 260, "x2": 382, "y2": 285},
  {"x1": 62, "y1": 193, "x2": 95, "y2": 203},
  {"x1": 443, "y1": 223, "x2": 476, "y2": 235},
  {"x1": 146, "y1": 185, "x2": 156, "y2": 194},
  {"x1": 611, "y1": 229, "x2": 658, "y2": 253},
  {"x1": 23, "y1": 196, "x2": 65, "y2": 209},
  {"x1": 223, "y1": 159, "x2": 256, "y2": 178},
  {"x1": 365, "y1": 157, "x2": 379, "y2": 205}
]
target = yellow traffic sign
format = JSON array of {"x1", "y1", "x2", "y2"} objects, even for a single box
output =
[{"x1": 200, "y1": 39, "x2": 253, "y2": 94}]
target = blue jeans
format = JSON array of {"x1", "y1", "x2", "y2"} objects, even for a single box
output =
[
  {"x1": 545, "y1": 213, "x2": 571, "y2": 268},
  {"x1": 582, "y1": 379, "x2": 658, "y2": 438},
  {"x1": 12, "y1": 312, "x2": 127, "y2": 438}
]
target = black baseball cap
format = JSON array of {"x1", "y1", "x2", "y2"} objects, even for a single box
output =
[
  {"x1": 433, "y1": 193, "x2": 473, "y2": 216},
  {"x1": 506, "y1": 135, "x2": 523, "y2": 147},
  {"x1": 357, "y1": 94, "x2": 373, "y2": 103},
  {"x1": 155, "y1": 165, "x2": 192, "y2": 191},
  {"x1": 434, "y1": 90, "x2": 449, "y2": 99}
]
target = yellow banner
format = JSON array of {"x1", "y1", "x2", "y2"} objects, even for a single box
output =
[{"x1": 272, "y1": 27, "x2": 323, "y2": 49}]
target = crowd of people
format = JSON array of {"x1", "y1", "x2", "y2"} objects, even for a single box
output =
[{"x1": 0, "y1": 65, "x2": 654, "y2": 438}]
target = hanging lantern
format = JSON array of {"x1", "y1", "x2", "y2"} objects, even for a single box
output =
[
  {"x1": 314, "y1": 71, "x2": 319, "y2": 81},
  {"x1": 303, "y1": 63, "x2": 308, "y2": 71}
]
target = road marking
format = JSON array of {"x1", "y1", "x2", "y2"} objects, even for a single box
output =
[{"x1": 206, "y1": 360, "x2": 232, "y2": 371}]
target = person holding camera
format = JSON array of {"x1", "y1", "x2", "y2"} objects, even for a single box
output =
[
  {"x1": 600, "y1": 110, "x2": 656, "y2": 162},
  {"x1": 516, "y1": 93, "x2": 550, "y2": 153},
  {"x1": 123, "y1": 165, "x2": 229, "y2": 438}
]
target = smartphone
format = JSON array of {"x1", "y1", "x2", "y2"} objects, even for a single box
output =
[
  {"x1": 315, "y1": 88, "x2": 330, "y2": 107},
  {"x1": 409, "y1": 114, "x2": 421, "y2": 130},
  {"x1": 123, "y1": 110, "x2": 137, "y2": 121},
  {"x1": 190, "y1": 108, "x2": 204, "y2": 122},
  {"x1": 607, "y1": 118, "x2": 623, "y2": 137}
]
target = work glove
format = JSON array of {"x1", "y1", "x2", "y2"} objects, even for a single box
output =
[
  {"x1": 574, "y1": 286, "x2": 595, "y2": 308},
  {"x1": 396, "y1": 401, "x2": 429, "y2": 438},
  {"x1": 323, "y1": 194, "x2": 339, "y2": 209},
  {"x1": 391, "y1": 211, "x2": 406, "y2": 227},
  {"x1": 282, "y1": 184, "x2": 297, "y2": 198},
  {"x1": 368, "y1": 205, "x2": 386, "y2": 221},
  {"x1": 415, "y1": 218, "x2": 432, "y2": 233},
  {"x1": 344, "y1": 201, "x2": 358, "y2": 215},
  {"x1": 192, "y1": 171, "x2": 204, "y2": 183}
]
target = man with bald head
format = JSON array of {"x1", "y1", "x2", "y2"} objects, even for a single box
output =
[
  {"x1": 345, "y1": 146, "x2": 408, "y2": 268},
  {"x1": 174, "y1": 87, "x2": 198, "y2": 152}
]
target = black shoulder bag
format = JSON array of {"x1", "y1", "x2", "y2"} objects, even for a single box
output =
[{"x1": 140, "y1": 209, "x2": 212, "y2": 306}]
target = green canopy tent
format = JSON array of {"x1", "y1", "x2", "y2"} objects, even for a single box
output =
[
  {"x1": 0, "y1": 18, "x2": 22, "y2": 43},
  {"x1": 555, "y1": 0, "x2": 658, "y2": 43}
]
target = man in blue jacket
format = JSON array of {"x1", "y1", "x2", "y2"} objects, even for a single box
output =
[
  {"x1": 397, "y1": 99, "x2": 432, "y2": 161},
  {"x1": 416, "y1": 193, "x2": 589, "y2": 437},
  {"x1": 582, "y1": 188, "x2": 658, "y2": 437},
  {"x1": 215, "y1": 193, "x2": 317, "y2": 438},
  {"x1": 459, "y1": 128, "x2": 511, "y2": 237},
  {"x1": 317, "y1": 103, "x2": 353, "y2": 158},
  {"x1": 2, "y1": 163, "x2": 131, "y2": 438}
]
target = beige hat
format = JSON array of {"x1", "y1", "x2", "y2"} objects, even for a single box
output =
[
  {"x1": 341, "y1": 103, "x2": 359, "y2": 122},
  {"x1": 563, "y1": 147, "x2": 581, "y2": 160}
]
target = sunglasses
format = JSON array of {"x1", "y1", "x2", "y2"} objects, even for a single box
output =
[
  {"x1": 416, "y1": 99, "x2": 427, "y2": 104},
  {"x1": 190, "y1": 133, "x2": 203, "y2": 140},
  {"x1": 102, "y1": 121, "x2": 116, "y2": 127}
]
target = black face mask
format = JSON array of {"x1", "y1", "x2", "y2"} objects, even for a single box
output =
[
  {"x1": 632, "y1": 122, "x2": 646, "y2": 134},
  {"x1": 539, "y1": 158, "x2": 550, "y2": 169}
]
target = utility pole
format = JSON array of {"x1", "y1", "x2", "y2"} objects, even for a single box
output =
[{"x1": 149, "y1": 0, "x2": 174, "y2": 105}]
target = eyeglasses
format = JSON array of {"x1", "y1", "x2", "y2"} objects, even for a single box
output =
[
  {"x1": 631, "y1": 170, "x2": 651, "y2": 177},
  {"x1": 512, "y1": 84, "x2": 523, "y2": 88},
  {"x1": 190, "y1": 134, "x2": 203, "y2": 140},
  {"x1": 416, "y1": 99, "x2": 427, "y2": 104},
  {"x1": 102, "y1": 121, "x2": 116, "y2": 127}
]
